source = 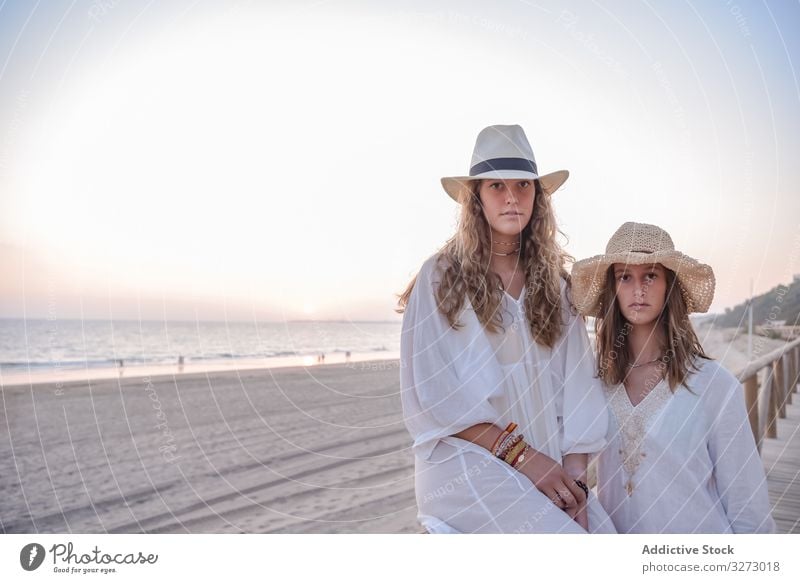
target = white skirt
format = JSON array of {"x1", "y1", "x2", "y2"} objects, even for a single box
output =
[{"x1": 415, "y1": 437, "x2": 617, "y2": 534}]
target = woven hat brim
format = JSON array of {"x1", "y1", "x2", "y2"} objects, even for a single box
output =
[
  {"x1": 571, "y1": 250, "x2": 716, "y2": 317},
  {"x1": 441, "y1": 169, "x2": 569, "y2": 202}
]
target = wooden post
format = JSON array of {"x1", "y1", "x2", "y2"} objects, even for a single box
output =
[
  {"x1": 766, "y1": 367, "x2": 778, "y2": 439},
  {"x1": 785, "y1": 347, "x2": 794, "y2": 400},
  {"x1": 792, "y1": 346, "x2": 800, "y2": 394},
  {"x1": 774, "y1": 356, "x2": 786, "y2": 419},
  {"x1": 794, "y1": 346, "x2": 799, "y2": 391},
  {"x1": 744, "y1": 374, "x2": 760, "y2": 450}
]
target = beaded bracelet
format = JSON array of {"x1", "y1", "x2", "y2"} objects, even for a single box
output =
[
  {"x1": 503, "y1": 439, "x2": 527, "y2": 465},
  {"x1": 496, "y1": 433, "x2": 523, "y2": 459},
  {"x1": 510, "y1": 444, "x2": 531, "y2": 469},
  {"x1": 490, "y1": 422, "x2": 517, "y2": 456},
  {"x1": 493, "y1": 431, "x2": 518, "y2": 458}
]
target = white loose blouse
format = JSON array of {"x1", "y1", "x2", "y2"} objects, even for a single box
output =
[
  {"x1": 400, "y1": 253, "x2": 609, "y2": 465},
  {"x1": 596, "y1": 358, "x2": 775, "y2": 533}
]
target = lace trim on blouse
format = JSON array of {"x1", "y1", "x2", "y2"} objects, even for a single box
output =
[{"x1": 607, "y1": 378, "x2": 672, "y2": 496}]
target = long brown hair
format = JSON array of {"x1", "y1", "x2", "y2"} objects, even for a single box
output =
[
  {"x1": 395, "y1": 179, "x2": 573, "y2": 349},
  {"x1": 594, "y1": 264, "x2": 710, "y2": 391}
]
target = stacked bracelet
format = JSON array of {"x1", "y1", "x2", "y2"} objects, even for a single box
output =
[
  {"x1": 496, "y1": 433, "x2": 522, "y2": 459},
  {"x1": 503, "y1": 439, "x2": 527, "y2": 465},
  {"x1": 490, "y1": 422, "x2": 517, "y2": 457},
  {"x1": 510, "y1": 444, "x2": 531, "y2": 468},
  {"x1": 490, "y1": 422, "x2": 534, "y2": 469}
]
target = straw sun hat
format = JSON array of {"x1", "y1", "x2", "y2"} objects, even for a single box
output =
[
  {"x1": 571, "y1": 222, "x2": 716, "y2": 318},
  {"x1": 441, "y1": 124, "x2": 569, "y2": 202}
]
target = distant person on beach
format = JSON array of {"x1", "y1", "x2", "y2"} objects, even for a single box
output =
[
  {"x1": 178, "y1": 355, "x2": 184, "y2": 372},
  {"x1": 396, "y1": 125, "x2": 614, "y2": 533},
  {"x1": 570, "y1": 222, "x2": 774, "y2": 533},
  {"x1": 345, "y1": 351, "x2": 351, "y2": 363}
]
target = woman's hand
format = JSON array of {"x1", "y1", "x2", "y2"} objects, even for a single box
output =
[
  {"x1": 452, "y1": 424, "x2": 591, "y2": 529},
  {"x1": 516, "y1": 448, "x2": 587, "y2": 517}
]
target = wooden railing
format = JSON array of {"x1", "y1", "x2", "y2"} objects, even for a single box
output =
[
  {"x1": 754, "y1": 325, "x2": 800, "y2": 341},
  {"x1": 737, "y1": 336, "x2": 800, "y2": 452}
]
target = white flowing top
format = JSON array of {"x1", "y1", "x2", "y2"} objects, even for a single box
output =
[
  {"x1": 596, "y1": 358, "x2": 775, "y2": 533},
  {"x1": 400, "y1": 253, "x2": 609, "y2": 464}
]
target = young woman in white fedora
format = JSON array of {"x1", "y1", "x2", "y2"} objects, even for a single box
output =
[
  {"x1": 571, "y1": 222, "x2": 775, "y2": 533},
  {"x1": 397, "y1": 124, "x2": 615, "y2": 534}
]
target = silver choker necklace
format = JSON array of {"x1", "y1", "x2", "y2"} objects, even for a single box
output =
[
  {"x1": 492, "y1": 248, "x2": 520, "y2": 256},
  {"x1": 628, "y1": 355, "x2": 662, "y2": 368}
]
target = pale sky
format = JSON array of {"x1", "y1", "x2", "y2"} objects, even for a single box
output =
[{"x1": 0, "y1": 0, "x2": 798, "y2": 322}]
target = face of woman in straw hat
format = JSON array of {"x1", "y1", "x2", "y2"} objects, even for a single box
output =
[
  {"x1": 613, "y1": 263, "x2": 667, "y2": 325},
  {"x1": 478, "y1": 179, "x2": 535, "y2": 237}
]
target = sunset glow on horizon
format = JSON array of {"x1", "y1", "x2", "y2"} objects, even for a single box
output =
[{"x1": 0, "y1": 1, "x2": 798, "y2": 322}]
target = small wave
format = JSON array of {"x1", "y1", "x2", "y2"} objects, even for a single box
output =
[
  {"x1": 268, "y1": 350, "x2": 299, "y2": 357},
  {"x1": 1, "y1": 358, "x2": 119, "y2": 370}
]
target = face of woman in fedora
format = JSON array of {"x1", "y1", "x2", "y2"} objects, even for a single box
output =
[
  {"x1": 478, "y1": 179, "x2": 535, "y2": 236},
  {"x1": 613, "y1": 263, "x2": 667, "y2": 325}
]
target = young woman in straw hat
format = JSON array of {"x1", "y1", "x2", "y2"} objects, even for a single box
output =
[
  {"x1": 571, "y1": 222, "x2": 775, "y2": 533},
  {"x1": 396, "y1": 125, "x2": 615, "y2": 534}
]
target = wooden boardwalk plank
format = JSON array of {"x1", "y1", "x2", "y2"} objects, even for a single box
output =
[{"x1": 761, "y1": 384, "x2": 800, "y2": 533}]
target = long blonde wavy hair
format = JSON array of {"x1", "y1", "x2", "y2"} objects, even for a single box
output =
[{"x1": 396, "y1": 179, "x2": 574, "y2": 349}]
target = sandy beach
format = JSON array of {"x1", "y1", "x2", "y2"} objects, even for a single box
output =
[
  {"x1": 1, "y1": 359, "x2": 418, "y2": 533},
  {"x1": 0, "y1": 325, "x2": 789, "y2": 534},
  {"x1": 0, "y1": 349, "x2": 401, "y2": 388}
]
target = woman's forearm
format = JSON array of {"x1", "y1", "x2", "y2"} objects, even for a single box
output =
[
  {"x1": 452, "y1": 423, "x2": 506, "y2": 452},
  {"x1": 454, "y1": 426, "x2": 587, "y2": 475}
]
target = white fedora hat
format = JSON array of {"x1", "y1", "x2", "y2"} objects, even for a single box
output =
[{"x1": 441, "y1": 124, "x2": 569, "y2": 202}]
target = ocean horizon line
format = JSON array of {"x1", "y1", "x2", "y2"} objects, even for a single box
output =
[{"x1": 0, "y1": 317, "x2": 402, "y2": 325}]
